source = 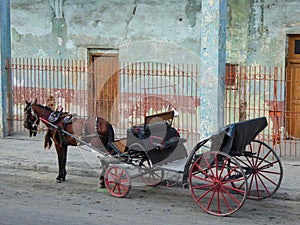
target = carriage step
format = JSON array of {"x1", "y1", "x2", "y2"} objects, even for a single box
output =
[{"x1": 156, "y1": 158, "x2": 187, "y2": 173}]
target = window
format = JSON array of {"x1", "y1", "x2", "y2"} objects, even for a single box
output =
[{"x1": 295, "y1": 40, "x2": 300, "y2": 54}]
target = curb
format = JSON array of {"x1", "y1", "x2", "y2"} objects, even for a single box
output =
[{"x1": 0, "y1": 160, "x2": 100, "y2": 178}]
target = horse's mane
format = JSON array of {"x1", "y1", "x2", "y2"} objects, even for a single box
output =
[{"x1": 36, "y1": 103, "x2": 54, "y2": 112}]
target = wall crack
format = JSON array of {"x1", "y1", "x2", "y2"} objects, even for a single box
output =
[{"x1": 123, "y1": 0, "x2": 138, "y2": 43}]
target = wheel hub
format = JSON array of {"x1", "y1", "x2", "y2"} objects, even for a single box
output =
[
  {"x1": 114, "y1": 178, "x2": 120, "y2": 184},
  {"x1": 213, "y1": 180, "x2": 221, "y2": 189},
  {"x1": 248, "y1": 166, "x2": 259, "y2": 174}
]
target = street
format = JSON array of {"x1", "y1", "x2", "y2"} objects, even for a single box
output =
[{"x1": 0, "y1": 168, "x2": 299, "y2": 225}]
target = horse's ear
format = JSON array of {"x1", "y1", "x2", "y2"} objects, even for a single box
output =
[
  {"x1": 34, "y1": 98, "x2": 37, "y2": 103},
  {"x1": 25, "y1": 100, "x2": 29, "y2": 104}
]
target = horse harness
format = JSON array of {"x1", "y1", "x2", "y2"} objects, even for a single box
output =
[
  {"x1": 27, "y1": 102, "x2": 106, "y2": 145},
  {"x1": 81, "y1": 117, "x2": 102, "y2": 138},
  {"x1": 47, "y1": 109, "x2": 72, "y2": 127},
  {"x1": 48, "y1": 110, "x2": 105, "y2": 143},
  {"x1": 24, "y1": 107, "x2": 40, "y2": 137},
  {"x1": 46, "y1": 109, "x2": 73, "y2": 144}
]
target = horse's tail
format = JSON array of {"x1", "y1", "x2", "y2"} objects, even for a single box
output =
[
  {"x1": 44, "y1": 128, "x2": 53, "y2": 149},
  {"x1": 107, "y1": 122, "x2": 115, "y2": 143},
  {"x1": 105, "y1": 122, "x2": 115, "y2": 152}
]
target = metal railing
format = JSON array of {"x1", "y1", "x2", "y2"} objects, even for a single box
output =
[
  {"x1": 10, "y1": 58, "x2": 88, "y2": 132},
  {"x1": 8, "y1": 58, "x2": 299, "y2": 157},
  {"x1": 225, "y1": 64, "x2": 299, "y2": 157},
  {"x1": 9, "y1": 58, "x2": 201, "y2": 150}
]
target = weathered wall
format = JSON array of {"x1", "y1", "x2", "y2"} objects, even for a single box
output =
[
  {"x1": 11, "y1": 0, "x2": 300, "y2": 66},
  {"x1": 8, "y1": 0, "x2": 228, "y2": 136},
  {"x1": 11, "y1": 0, "x2": 202, "y2": 63},
  {"x1": 7, "y1": 0, "x2": 300, "y2": 138},
  {"x1": 226, "y1": 0, "x2": 250, "y2": 64},
  {"x1": 227, "y1": 0, "x2": 300, "y2": 67}
]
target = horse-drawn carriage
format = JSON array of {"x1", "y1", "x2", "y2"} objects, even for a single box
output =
[
  {"x1": 103, "y1": 112, "x2": 283, "y2": 216},
  {"x1": 24, "y1": 100, "x2": 283, "y2": 216}
]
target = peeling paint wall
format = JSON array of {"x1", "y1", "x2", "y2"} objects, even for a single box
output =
[
  {"x1": 11, "y1": 0, "x2": 300, "y2": 68},
  {"x1": 10, "y1": 0, "x2": 202, "y2": 61},
  {"x1": 225, "y1": 0, "x2": 300, "y2": 138},
  {"x1": 227, "y1": 0, "x2": 300, "y2": 67},
  {"x1": 226, "y1": 0, "x2": 250, "y2": 64},
  {"x1": 4, "y1": 0, "x2": 300, "y2": 139}
]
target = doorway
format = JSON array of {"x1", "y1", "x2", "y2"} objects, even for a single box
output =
[
  {"x1": 88, "y1": 51, "x2": 119, "y2": 123},
  {"x1": 286, "y1": 35, "x2": 300, "y2": 138}
]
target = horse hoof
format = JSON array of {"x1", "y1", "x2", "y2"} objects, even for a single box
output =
[
  {"x1": 99, "y1": 183, "x2": 106, "y2": 188},
  {"x1": 99, "y1": 177, "x2": 105, "y2": 188},
  {"x1": 56, "y1": 177, "x2": 65, "y2": 183}
]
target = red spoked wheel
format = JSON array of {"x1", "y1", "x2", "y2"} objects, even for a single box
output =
[
  {"x1": 189, "y1": 151, "x2": 247, "y2": 216},
  {"x1": 231, "y1": 140, "x2": 283, "y2": 200},
  {"x1": 139, "y1": 158, "x2": 164, "y2": 187},
  {"x1": 105, "y1": 165, "x2": 131, "y2": 198}
]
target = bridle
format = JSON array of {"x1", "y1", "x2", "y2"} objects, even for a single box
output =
[{"x1": 24, "y1": 102, "x2": 40, "y2": 136}]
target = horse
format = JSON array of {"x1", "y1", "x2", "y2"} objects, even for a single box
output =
[{"x1": 23, "y1": 99, "x2": 115, "y2": 186}]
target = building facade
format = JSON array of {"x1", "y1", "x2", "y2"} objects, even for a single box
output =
[{"x1": 1, "y1": 0, "x2": 300, "y2": 141}]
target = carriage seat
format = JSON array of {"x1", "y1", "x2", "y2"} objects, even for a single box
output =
[
  {"x1": 126, "y1": 121, "x2": 181, "y2": 151},
  {"x1": 149, "y1": 136, "x2": 180, "y2": 149},
  {"x1": 128, "y1": 121, "x2": 179, "y2": 140},
  {"x1": 211, "y1": 117, "x2": 268, "y2": 155}
]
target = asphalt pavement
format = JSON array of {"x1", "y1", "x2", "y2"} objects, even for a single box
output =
[{"x1": 0, "y1": 134, "x2": 300, "y2": 201}]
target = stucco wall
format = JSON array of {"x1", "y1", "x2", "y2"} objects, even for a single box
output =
[
  {"x1": 7, "y1": 0, "x2": 300, "y2": 137},
  {"x1": 11, "y1": 0, "x2": 202, "y2": 62},
  {"x1": 226, "y1": 0, "x2": 250, "y2": 64},
  {"x1": 11, "y1": 0, "x2": 300, "y2": 66},
  {"x1": 227, "y1": 0, "x2": 300, "y2": 67}
]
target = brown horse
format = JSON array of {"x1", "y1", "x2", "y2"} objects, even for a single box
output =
[{"x1": 23, "y1": 99, "x2": 114, "y2": 186}]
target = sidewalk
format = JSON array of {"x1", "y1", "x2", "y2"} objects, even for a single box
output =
[
  {"x1": 0, "y1": 134, "x2": 300, "y2": 201},
  {"x1": 0, "y1": 134, "x2": 101, "y2": 178}
]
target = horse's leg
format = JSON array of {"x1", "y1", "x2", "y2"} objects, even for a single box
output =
[
  {"x1": 99, "y1": 157, "x2": 109, "y2": 188},
  {"x1": 62, "y1": 144, "x2": 68, "y2": 180},
  {"x1": 55, "y1": 143, "x2": 68, "y2": 182}
]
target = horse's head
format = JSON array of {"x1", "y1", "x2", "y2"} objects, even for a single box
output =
[{"x1": 24, "y1": 99, "x2": 40, "y2": 137}]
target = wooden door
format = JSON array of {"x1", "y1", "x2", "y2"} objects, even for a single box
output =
[
  {"x1": 89, "y1": 53, "x2": 119, "y2": 123},
  {"x1": 286, "y1": 35, "x2": 300, "y2": 138}
]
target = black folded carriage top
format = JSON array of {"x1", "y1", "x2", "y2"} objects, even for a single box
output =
[{"x1": 210, "y1": 117, "x2": 268, "y2": 155}]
